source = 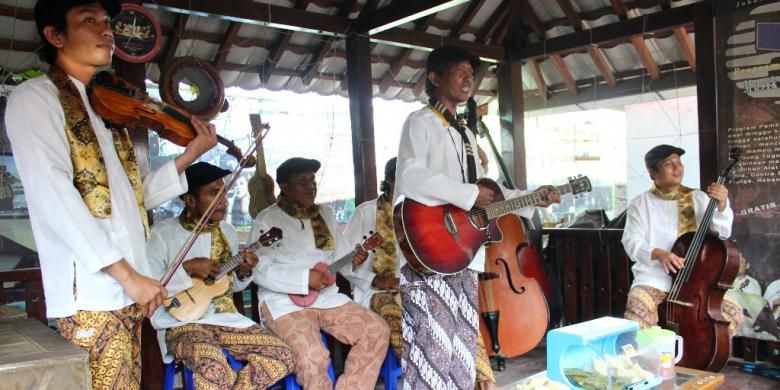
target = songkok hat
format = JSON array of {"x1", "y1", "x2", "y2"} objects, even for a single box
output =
[{"x1": 185, "y1": 162, "x2": 231, "y2": 195}]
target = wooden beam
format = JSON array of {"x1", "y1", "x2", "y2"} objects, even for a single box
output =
[
  {"x1": 515, "y1": 3, "x2": 696, "y2": 60},
  {"x1": 587, "y1": 46, "x2": 616, "y2": 87},
  {"x1": 630, "y1": 35, "x2": 660, "y2": 79},
  {"x1": 555, "y1": 0, "x2": 582, "y2": 29},
  {"x1": 159, "y1": 14, "x2": 188, "y2": 70},
  {"x1": 346, "y1": 33, "x2": 377, "y2": 204},
  {"x1": 377, "y1": 17, "x2": 434, "y2": 93},
  {"x1": 145, "y1": 0, "x2": 348, "y2": 36},
  {"x1": 555, "y1": 0, "x2": 616, "y2": 88},
  {"x1": 452, "y1": 0, "x2": 487, "y2": 38},
  {"x1": 497, "y1": 61, "x2": 527, "y2": 189},
  {"x1": 609, "y1": 0, "x2": 628, "y2": 18},
  {"x1": 213, "y1": 22, "x2": 241, "y2": 68},
  {"x1": 523, "y1": 64, "x2": 695, "y2": 111},
  {"x1": 470, "y1": 65, "x2": 489, "y2": 98},
  {"x1": 480, "y1": 0, "x2": 510, "y2": 45},
  {"x1": 694, "y1": 3, "x2": 717, "y2": 187},
  {"x1": 674, "y1": 26, "x2": 696, "y2": 72},
  {"x1": 358, "y1": 0, "x2": 468, "y2": 35},
  {"x1": 0, "y1": 4, "x2": 33, "y2": 20},
  {"x1": 531, "y1": 59, "x2": 547, "y2": 98},
  {"x1": 258, "y1": 0, "x2": 312, "y2": 84},
  {"x1": 299, "y1": 0, "x2": 360, "y2": 86},
  {"x1": 373, "y1": 28, "x2": 505, "y2": 60},
  {"x1": 551, "y1": 55, "x2": 577, "y2": 95}
]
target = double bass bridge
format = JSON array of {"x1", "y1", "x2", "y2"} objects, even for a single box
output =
[{"x1": 667, "y1": 299, "x2": 693, "y2": 308}]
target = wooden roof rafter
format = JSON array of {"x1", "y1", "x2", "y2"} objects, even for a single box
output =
[
  {"x1": 555, "y1": 0, "x2": 617, "y2": 88},
  {"x1": 300, "y1": 0, "x2": 360, "y2": 86},
  {"x1": 519, "y1": 0, "x2": 577, "y2": 95},
  {"x1": 213, "y1": 22, "x2": 241, "y2": 69},
  {"x1": 258, "y1": 0, "x2": 313, "y2": 85},
  {"x1": 610, "y1": 0, "x2": 660, "y2": 80},
  {"x1": 159, "y1": 14, "x2": 188, "y2": 70}
]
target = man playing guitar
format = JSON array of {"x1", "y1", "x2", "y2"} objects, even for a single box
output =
[
  {"x1": 394, "y1": 45, "x2": 560, "y2": 389},
  {"x1": 147, "y1": 162, "x2": 295, "y2": 388},
  {"x1": 249, "y1": 157, "x2": 389, "y2": 390}
]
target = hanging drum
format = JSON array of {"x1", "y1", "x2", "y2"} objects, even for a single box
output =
[{"x1": 160, "y1": 57, "x2": 225, "y2": 121}]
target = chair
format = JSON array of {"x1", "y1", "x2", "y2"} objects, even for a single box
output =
[
  {"x1": 279, "y1": 331, "x2": 336, "y2": 389},
  {"x1": 379, "y1": 349, "x2": 402, "y2": 390},
  {"x1": 163, "y1": 348, "x2": 243, "y2": 390}
]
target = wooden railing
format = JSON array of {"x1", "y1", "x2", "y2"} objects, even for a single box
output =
[{"x1": 542, "y1": 228, "x2": 632, "y2": 325}]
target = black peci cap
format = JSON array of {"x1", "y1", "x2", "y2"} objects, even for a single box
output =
[
  {"x1": 644, "y1": 144, "x2": 686, "y2": 169},
  {"x1": 276, "y1": 157, "x2": 321, "y2": 184},
  {"x1": 384, "y1": 157, "x2": 397, "y2": 178},
  {"x1": 426, "y1": 45, "x2": 481, "y2": 76},
  {"x1": 35, "y1": 0, "x2": 121, "y2": 36},
  {"x1": 184, "y1": 162, "x2": 231, "y2": 195}
]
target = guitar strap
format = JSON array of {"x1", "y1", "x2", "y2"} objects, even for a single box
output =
[{"x1": 428, "y1": 97, "x2": 477, "y2": 184}]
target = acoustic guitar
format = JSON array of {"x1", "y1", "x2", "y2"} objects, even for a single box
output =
[
  {"x1": 165, "y1": 227, "x2": 283, "y2": 322},
  {"x1": 289, "y1": 232, "x2": 383, "y2": 307},
  {"x1": 394, "y1": 176, "x2": 591, "y2": 275}
]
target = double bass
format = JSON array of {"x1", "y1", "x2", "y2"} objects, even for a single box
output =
[
  {"x1": 658, "y1": 147, "x2": 742, "y2": 371},
  {"x1": 467, "y1": 98, "x2": 550, "y2": 368}
]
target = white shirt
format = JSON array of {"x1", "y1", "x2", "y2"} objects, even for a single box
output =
[
  {"x1": 4, "y1": 75, "x2": 187, "y2": 318},
  {"x1": 394, "y1": 106, "x2": 533, "y2": 272},
  {"x1": 621, "y1": 189, "x2": 734, "y2": 292},
  {"x1": 343, "y1": 199, "x2": 390, "y2": 308},
  {"x1": 249, "y1": 203, "x2": 371, "y2": 321},
  {"x1": 147, "y1": 217, "x2": 255, "y2": 363}
]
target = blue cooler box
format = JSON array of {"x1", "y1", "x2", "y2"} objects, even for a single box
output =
[{"x1": 547, "y1": 317, "x2": 663, "y2": 389}]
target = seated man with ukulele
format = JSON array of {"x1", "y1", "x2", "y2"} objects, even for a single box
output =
[
  {"x1": 148, "y1": 162, "x2": 295, "y2": 389},
  {"x1": 249, "y1": 157, "x2": 390, "y2": 390},
  {"x1": 622, "y1": 145, "x2": 743, "y2": 333}
]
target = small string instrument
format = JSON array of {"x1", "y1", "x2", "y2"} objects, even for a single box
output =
[
  {"x1": 289, "y1": 232, "x2": 383, "y2": 307},
  {"x1": 87, "y1": 71, "x2": 256, "y2": 167},
  {"x1": 165, "y1": 227, "x2": 283, "y2": 322}
]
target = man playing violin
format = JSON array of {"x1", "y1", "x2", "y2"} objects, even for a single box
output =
[
  {"x1": 249, "y1": 157, "x2": 389, "y2": 390},
  {"x1": 622, "y1": 145, "x2": 743, "y2": 333},
  {"x1": 393, "y1": 45, "x2": 560, "y2": 389},
  {"x1": 3, "y1": 1, "x2": 218, "y2": 388},
  {"x1": 147, "y1": 162, "x2": 295, "y2": 389}
]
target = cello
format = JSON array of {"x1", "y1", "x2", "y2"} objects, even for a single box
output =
[
  {"x1": 658, "y1": 147, "x2": 742, "y2": 371},
  {"x1": 467, "y1": 98, "x2": 550, "y2": 368}
]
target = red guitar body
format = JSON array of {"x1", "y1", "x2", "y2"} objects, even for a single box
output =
[
  {"x1": 288, "y1": 262, "x2": 337, "y2": 307},
  {"x1": 394, "y1": 179, "x2": 504, "y2": 275}
]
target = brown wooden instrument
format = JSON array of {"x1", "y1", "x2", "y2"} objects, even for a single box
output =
[
  {"x1": 166, "y1": 228, "x2": 282, "y2": 322},
  {"x1": 658, "y1": 147, "x2": 742, "y2": 371},
  {"x1": 87, "y1": 71, "x2": 255, "y2": 166},
  {"x1": 463, "y1": 98, "x2": 554, "y2": 366}
]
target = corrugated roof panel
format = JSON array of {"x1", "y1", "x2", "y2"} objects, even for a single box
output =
[{"x1": 602, "y1": 44, "x2": 642, "y2": 74}]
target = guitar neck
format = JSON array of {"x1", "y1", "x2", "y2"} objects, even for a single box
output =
[
  {"x1": 215, "y1": 237, "x2": 269, "y2": 280},
  {"x1": 326, "y1": 249, "x2": 358, "y2": 276},
  {"x1": 484, "y1": 183, "x2": 572, "y2": 220}
]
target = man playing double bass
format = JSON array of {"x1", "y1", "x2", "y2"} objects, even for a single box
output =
[{"x1": 622, "y1": 144, "x2": 743, "y2": 334}]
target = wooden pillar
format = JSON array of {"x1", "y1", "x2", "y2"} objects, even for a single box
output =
[
  {"x1": 694, "y1": 1, "x2": 718, "y2": 187},
  {"x1": 345, "y1": 32, "x2": 377, "y2": 205},
  {"x1": 497, "y1": 57, "x2": 528, "y2": 190}
]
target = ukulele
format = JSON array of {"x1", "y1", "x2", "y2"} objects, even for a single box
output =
[
  {"x1": 289, "y1": 232, "x2": 383, "y2": 307},
  {"x1": 165, "y1": 227, "x2": 283, "y2": 322}
]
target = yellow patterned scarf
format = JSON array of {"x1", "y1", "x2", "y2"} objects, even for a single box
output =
[
  {"x1": 650, "y1": 184, "x2": 697, "y2": 236},
  {"x1": 372, "y1": 192, "x2": 397, "y2": 277},
  {"x1": 48, "y1": 65, "x2": 149, "y2": 237},
  {"x1": 276, "y1": 194, "x2": 334, "y2": 250},
  {"x1": 179, "y1": 208, "x2": 236, "y2": 313}
]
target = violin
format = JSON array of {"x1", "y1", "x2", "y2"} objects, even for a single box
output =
[{"x1": 87, "y1": 71, "x2": 256, "y2": 166}]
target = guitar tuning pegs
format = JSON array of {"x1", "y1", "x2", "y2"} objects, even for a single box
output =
[
  {"x1": 260, "y1": 230, "x2": 265, "y2": 234},
  {"x1": 363, "y1": 235, "x2": 367, "y2": 240},
  {"x1": 369, "y1": 230, "x2": 374, "y2": 234}
]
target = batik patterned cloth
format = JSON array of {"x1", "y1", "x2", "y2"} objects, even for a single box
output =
[
  {"x1": 370, "y1": 291, "x2": 403, "y2": 359},
  {"x1": 165, "y1": 323, "x2": 295, "y2": 390},
  {"x1": 624, "y1": 284, "x2": 744, "y2": 336},
  {"x1": 56, "y1": 304, "x2": 143, "y2": 390},
  {"x1": 400, "y1": 265, "x2": 479, "y2": 390}
]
